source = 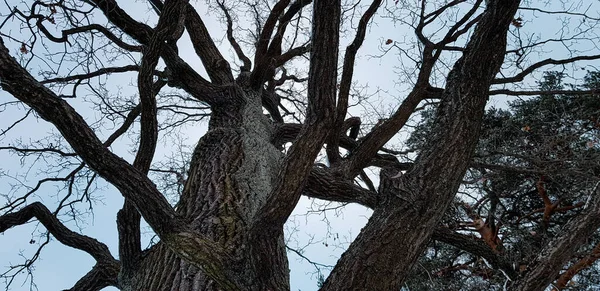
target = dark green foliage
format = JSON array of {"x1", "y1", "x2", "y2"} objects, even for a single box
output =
[{"x1": 405, "y1": 71, "x2": 600, "y2": 290}]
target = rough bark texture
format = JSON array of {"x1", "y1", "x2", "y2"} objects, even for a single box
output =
[
  {"x1": 3, "y1": 0, "x2": 599, "y2": 290},
  {"x1": 320, "y1": 1, "x2": 520, "y2": 289},
  {"x1": 510, "y1": 183, "x2": 600, "y2": 291}
]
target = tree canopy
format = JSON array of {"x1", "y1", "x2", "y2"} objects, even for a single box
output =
[
  {"x1": 406, "y1": 70, "x2": 600, "y2": 290},
  {"x1": 0, "y1": 0, "x2": 599, "y2": 290}
]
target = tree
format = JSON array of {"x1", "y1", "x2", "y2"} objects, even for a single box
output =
[
  {"x1": 405, "y1": 71, "x2": 600, "y2": 290},
  {"x1": 0, "y1": 0, "x2": 598, "y2": 290}
]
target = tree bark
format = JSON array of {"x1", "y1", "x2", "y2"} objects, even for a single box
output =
[
  {"x1": 7, "y1": 0, "x2": 599, "y2": 290},
  {"x1": 320, "y1": 1, "x2": 520, "y2": 289}
]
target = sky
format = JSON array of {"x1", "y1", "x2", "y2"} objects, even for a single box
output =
[{"x1": 1, "y1": 0, "x2": 600, "y2": 290}]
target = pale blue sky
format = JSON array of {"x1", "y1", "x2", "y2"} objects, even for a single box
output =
[{"x1": 1, "y1": 1, "x2": 600, "y2": 290}]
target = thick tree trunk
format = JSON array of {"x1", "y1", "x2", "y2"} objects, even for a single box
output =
[
  {"x1": 320, "y1": 1, "x2": 521, "y2": 289},
  {"x1": 118, "y1": 89, "x2": 289, "y2": 290}
]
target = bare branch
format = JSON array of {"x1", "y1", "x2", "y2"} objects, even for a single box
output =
[
  {"x1": 304, "y1": 167, "x2": 378, "y2": 209},
  {"x1": 432, "y1": 227, "x2": 517, "y2": 279},
  {"x1": 216, "y1": 0, "x2": 252, "y2": 72},
  {"x1": 493, "y1": 55, "x2": 600, "y2": 84},
  {"x1": 0, "y1": 202, "x2": 115, "y2": 264},
  {"x1": 490, "y1": 89, "x2": 599, "y2": 96},
  {"x1": 64, "y1": 262, "x2": 120, "y2": 291},
  {"x1": 41, "y1": 65, "x2": 149, "y2": 84},
  {"x1": 184, "y1": 3, "x2": 234, "y2": 84},
  {"x1": 327, "y1": 0, "x2": 382, "y2": 165},
  {"x1": 0, "y1": 37, "x2": 237, "y2": 288},
  {"x1": 511, "y1": 183, "x2": 600, "y2": 290},
  {"x1": 90, "y1": 0, "x2": 222, "y2": 104},
  {"x1": 253, "y1": 0, "x2": 340, "y2": 230}
]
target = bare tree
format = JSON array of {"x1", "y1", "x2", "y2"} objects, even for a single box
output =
[{"x1": 0, "y1": 0, "x2": 599, "y2": 290}]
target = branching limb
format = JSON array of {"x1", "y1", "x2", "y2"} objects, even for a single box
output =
[
  {"x1": 253, "y1": 0, "x2": 340, "y2": 230},
  {"x1": 554, "y1": 242, "x2": 600, "y2": 290},
  {"x1": 272, "y1": 121, "x2": 412, "y2": 172},
  {"x1": 249, "y1": 0, "x2": 291, "y2": 87},
  {"x1": 339, "y1": 88, "x2": 426, "y2": 178},
  {"x1": 511, "y1": 182, "x2": 600, "y2": 291},
  {"x1": 0, "y1": 37, "x2": 237, "y2": 289},
  {"x1": 64, "y1": 262, "x2": 120, "y2": 291},
  {"x1": 90, "y1": 0, "x2": 222, "y2": 104},
  {"x1": 490, "y1": 89, "x2": 599, "y2": 96},
  {"x1": 11, "y1": 4, "x2": 142, "y2": 52},
  {"x1": 0, "y1": 202, "x2": 115, "y2": 264},
  {"x1": 327, "y1": 0, "x2": 382, "y2": 165},
  {"x1": 493, "y1": 55, "x2": 600, "y2": 85},
  {"x1": 432, "y1": 227, "x2": 517, "y2": 279},
  {"x1": 118, "y1": 0, "x2": 183, "y2": 270},
  {"x1": 321, "y1": 1, "x2": 521, "y2": 288},
  {"x1": 184, "y1": 3, "x2": 234, "y2": 84},
  {"x1": 304, "y1": 167, "x2": 378, "y2": 209},
  {"x1": 216, "y1": 0, "x2": 252, "y2": 72},
  {"x1": 40, "y1": 65, "x2": 159, "y2": 84}
]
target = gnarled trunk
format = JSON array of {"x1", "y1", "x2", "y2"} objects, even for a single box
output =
[{"x1": 120, "y1": 88, "x2": 289, "y2": 290}]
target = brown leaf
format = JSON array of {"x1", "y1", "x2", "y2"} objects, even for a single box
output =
[{"x1": 20, "y1": 43, "x2": 28, "y2": 54}]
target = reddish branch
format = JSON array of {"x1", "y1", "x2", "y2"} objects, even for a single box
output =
[
  {"x1": 462, "y1": 202, "x2": 502, "y2": 252},
  {"x1": 515, "y1": 177, "x2": 585, "y2": 230},
  {"x1": 554, "y1": 242, "x2": 600, "y2": 290},
  {"x1": 472, "y1": 218, "x2": 502, "y2": 252},
  {"x1": 511, "y1": 183, "x2": 600, "y2": 290},
  {"x1": 537, "y1": 176, "x2": 558, "y2": 229}
]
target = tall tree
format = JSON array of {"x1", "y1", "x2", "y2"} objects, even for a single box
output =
[
  {"x1": 405, "y1": 71, "x2": 600, "y2": 290},
  {"x1": 0, "y1": 0, "x2": 598, "y2": 290}
]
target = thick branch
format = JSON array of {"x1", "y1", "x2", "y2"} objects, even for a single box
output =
[
  {"x1": 511, "y1": 182, "x2": 600, "y2": 291},
  {"x1": 327, "y1": 0, "x2": 382, "y2": 164},
  {"x1": 0, "y1": 202, "x2": 115, "y2": 264},
  {"x1": 321, "y1": 1, "x2": 520, "y2": 289},
  {"x1": 216, "y1": 0, "x2": 251, "y2": 72},
  {"x1": 554, "y1": 242, "x2": 600, "y2": 289},
  {"x1": 432, "y1": 227, "x2": 517, "y2": 279},
  {"x1": 340, "y1": 88, "x2": 425, "y2": 177},
  {"x1": 0, "y1": 38, "x2": 236, "y2": 289},
  {"x1": 118, "y1": 0, "x2": 187, "y2": 273},
  {"x1": 90, "y1": 0, "x2": 221, "y2": 104},
  {"x1": 184, "y1": 3, "x2": 234, "y2": 84},
  {"x1": 304, "y1": 167, "x2": 378, "y2": 209},
  {"x1": 253, "y1": 0, "x2": 340, "y2": 230},
  {"x1": 64, "y1": 262, "x2": 120, "y2": 291},
  {"x1": 0, "y1": 35, "x2": 179, "y2": 237}
]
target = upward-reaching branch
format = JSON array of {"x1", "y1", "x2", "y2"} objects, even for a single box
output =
[
  {"x1": 253, "y1": 0, "x2": 340, "y2": 230},
  {"x1": 248, "y1": 0, "x2": 291, "y2": 88},
  {"x1": 0, "y1": 37, "x2": 237, "y2": 289},
  {"x1": 326, "y1": 0, "x2": 382, "y2": 165},
  {"x1": 184, "y1": 3, "x2": 235, "y2": 84},
  {"x1": 0, "y1": 202, "x2": 115, "y2": 264},
  {"x1": 511, "y1": 183, "x2": 600, "y2": 290},
  {"x1": 91, "y1": 0, "x2": 224, "y2": 105},
  {"x1": 119, "y1": 0, "x2": 188, "y2": 276},
  {"x1": 321, "y1": 1, "x2": 520, "y2": 289}
]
